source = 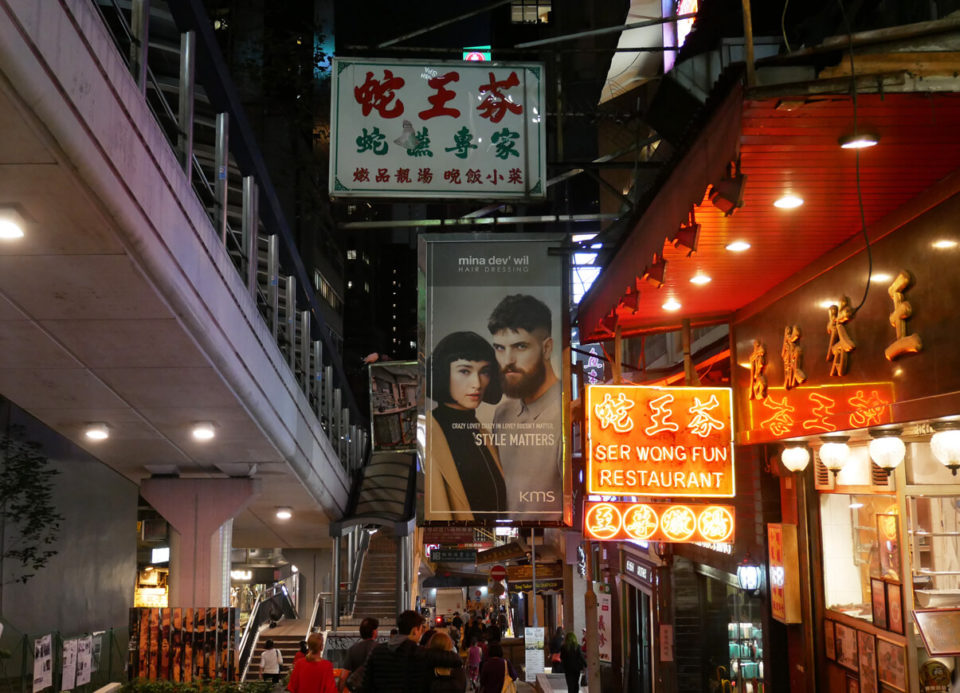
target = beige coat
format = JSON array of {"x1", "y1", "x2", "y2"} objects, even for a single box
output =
[{"x1": 426, "y1": 412, "x2": 503, "y2": 522}]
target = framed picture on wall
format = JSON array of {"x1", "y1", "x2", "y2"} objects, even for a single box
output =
[
  {"x1": 870, "y1": 578, "x2": 887, "y2": 630},
  {"x1": 876, "y1": 513, "x2": 901, "y2": 580},
  {"x1": 857, "y1": 630, "x2": 877, "y2": 693},
  {"x1": 876, "y1": 638, "x2": 906, "y2": 692},
  {"x1": 846, "y1": 674, "x2": 860, "y2": 693},
  {"x1": 825, "y1": 620, "x2": 837, "y2": 661},
  {"x1": 836, "y1": 623, "x2": 859, "y2": 671},
  {"x1": 886, "y1": 582, "x2": 904, "y2": 635}
]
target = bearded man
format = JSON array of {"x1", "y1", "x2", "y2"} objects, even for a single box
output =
[{"x1": 488, "y1": 294, "x2": 562, "y2": 514}]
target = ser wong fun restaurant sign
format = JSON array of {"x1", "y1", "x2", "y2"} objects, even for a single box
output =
[{"x1": 585, "y1": 385, "x2": 736, "y2": 544}]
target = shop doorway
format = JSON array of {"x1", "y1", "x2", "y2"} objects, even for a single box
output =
[{"x1": 626, "y1": 583, "x2": 653, "y2": 693}]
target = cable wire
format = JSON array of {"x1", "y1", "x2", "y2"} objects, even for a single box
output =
[
  {"x1": 836, "y1": 0, "x2": 873, "y2": 314},
  {"x1": 782, "y1": 0, "x2": 793, "y2": 53}
]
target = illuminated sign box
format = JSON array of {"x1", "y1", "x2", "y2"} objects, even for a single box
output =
[
  {"x1": 586, "y1": 385, "x2": 735, "y2": 497},
  {"x1": 584, "y1": 500, "x2": 735, "y2": 543},
  {"x1": 768, "y1": 523, "x2": 801, "y2": 624}
]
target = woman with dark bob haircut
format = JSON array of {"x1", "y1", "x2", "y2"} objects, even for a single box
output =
[{"x1": 427, "y1": 331, "x2": 506, "y2": 520}]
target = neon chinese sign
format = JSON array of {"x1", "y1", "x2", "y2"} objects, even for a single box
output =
[
  {"x1": 584, "y1": 501, "x2": 735, "y2": 544},
  {"x1": 743, "y1": 382, "x2": 895, "y2": 444},
  {"x1": 586, "y1": 385, "x2": 735, "y2": 497}
]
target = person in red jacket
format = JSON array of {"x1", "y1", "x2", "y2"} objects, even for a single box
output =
[{"x1": 287, "y1": 633, "x2": 337, "y2": 693}]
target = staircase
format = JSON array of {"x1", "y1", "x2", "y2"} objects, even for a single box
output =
[
  {"x1": 345, "y1": 534, "x2": 399, "y2": 627},
  {"x1": 250, "y1": 632, "x2": 303, "y2": 679}
]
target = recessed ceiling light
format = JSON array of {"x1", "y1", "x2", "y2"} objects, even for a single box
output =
[
  {"x1": 774, "y1": 194, "x2": 804, "y2": 209},
  {"x1": 870, "y1": 273, "x2": 893, "y2": 283},
  {"x1": 84, "y1": 423, "x2": 109, "y2": 441},
  {"x1": 690, "y1": 273, "x2": 712, "y2": 285},
  {"x1": 839, "y1": 133, "x2": 879, "y2": 149},
  {"x1": 276, "y1": 507, "x2": 293, "y2": 520},
  {"x1": 192, "y1": 422, "x2": 216, "y2": 441},
  {"x1": 932, "y1": 239, "x2": 957, "y2": 249},
  {"x1": 0, "y1": 207, "x2": 26, "y2": 240},
  {"x1": 725, "y1": 241, "x2": 751, "y2": 252},
  {"x1": 662, "y1": 298, "x2": 681, "y2": 311}
]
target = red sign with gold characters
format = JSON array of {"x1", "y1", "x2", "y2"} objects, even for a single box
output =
[
  {"x1": 743, "y1": 382, "x2": 895, "y2": 444},
  {"x1": 586, "y1": 385, "x2": 735, "y2": 497},
  {"x1": 583, "y1": 500, "x2": 735, "y2": 544}
]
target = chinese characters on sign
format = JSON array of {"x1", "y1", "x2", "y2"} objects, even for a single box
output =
[
  {"x1": 586, "y1": 385, "x2": 735, "y2": 497},
  {"x1": 768, "y1": 523, "x2": 801, "y2": 624},
  {"x1": 330, "y1": 59, "x2": 546, "y2": 199},
  {"x1": 583, "y1": 501, "x2": 735, "y2": 544},
  {"x1": 743, "y1": 382, "x2": 895, "y2": 444}
]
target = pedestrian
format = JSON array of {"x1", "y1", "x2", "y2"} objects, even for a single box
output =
[
  {"x1": 559, "y1": 632, "x2": 586, "y2": 693},
  {"x1": 287, "y1": 633, "x2": 337, "y2": 693},
  {"x1": 477, "y1": 643, "x2": 517, "y2": 693},
  {"x1": 362, "y1": 610, "x2": 462, "y2": 693},
  {"x1": 344, "y1": 617, "x2": 379, "y2": 692},
  {"x1": 548, "y1": 627, "x2": 564, "y2": 672},
  {"x1": 423, "y1": 632, "x2": 466, "y2": 693},
  {"x1": 294, "y1": 640, "x2": 308, "y2": 664},
  {"x1": 466, "y1": 638, "x2": 482, "y2": 687},
  {"x1": 260, "y1": 639, "x2": 283, "y2": 683}
]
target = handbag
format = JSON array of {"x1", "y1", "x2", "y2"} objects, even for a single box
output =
[
  {"x1": 500, "y1": 660, "x2": 517, "y2": 693},
  {"x1": 550, "y1": 653, "x2": 561, "y2": 664}
]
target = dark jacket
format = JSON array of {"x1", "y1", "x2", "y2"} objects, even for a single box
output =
[
  {"x1": 560, "y1": 645, "x2": 585, "y2": 675},
  {"x1": 362, "y1": 636, "x2": 462, "y2": 693},
  {"x1": 423, "y1": 666, "x2": 467, "y2": 693},
  {"x1": 478, "y1": 657, "x2": 517, "y2": 693}
]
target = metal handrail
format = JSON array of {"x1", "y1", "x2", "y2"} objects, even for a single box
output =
[{"x1": 345, "y1": 530, "x2": 371, "y2": 617}]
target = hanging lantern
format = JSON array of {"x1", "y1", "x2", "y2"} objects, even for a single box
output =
[
  {"x1": 868, "y1": 429, "x2": 905, "y2": 478},
  {"x1": 931, "y1": 423, "x2": 960, "y2": 476},
  {"x1": 819, "y1": 436, "x2": 851, "y2": 478},
  {"x1": 781, "y1": 445, "x2": 810, "y2": 472}
]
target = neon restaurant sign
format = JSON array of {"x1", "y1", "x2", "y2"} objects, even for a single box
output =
[
  {"x1": 742, "y1": 382, "x2": 895, "y2": 444},
  {"x1": 584, "y1": 501, "x2": 735, "y2": 544},
  {"x1": 586, "y1": 385, "x2": 735, "y2": 498}
]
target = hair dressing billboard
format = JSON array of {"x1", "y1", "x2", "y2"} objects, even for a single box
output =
[{"x1": 419, "y1": 234, "x2": 568, "y2": 525}]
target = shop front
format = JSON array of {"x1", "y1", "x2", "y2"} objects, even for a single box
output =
[{"x1": 732, "y1": 185, "x2": 960, "y2": 692}]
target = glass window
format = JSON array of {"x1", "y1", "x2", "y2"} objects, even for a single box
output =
[
  {"x1": 511, "y1": 0, "x2": 551, "y2": 23},
  {"x1": 821, "y1": 492, "x2": 899, "y2": 622},
  {"x1": 907, "y1": 495, "x2": 960, "y2": 601},
  {"x1": 347, "y1": 250, "x2": 357, "y2": 260}
]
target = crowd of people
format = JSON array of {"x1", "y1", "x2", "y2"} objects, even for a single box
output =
[{"x1": 270, "y1": 609, "x2": 587, "y2": 693}]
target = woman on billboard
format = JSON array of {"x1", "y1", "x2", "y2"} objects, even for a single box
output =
[{"x1": 427, "y1": 331, "x2": 506, "y2": 520}]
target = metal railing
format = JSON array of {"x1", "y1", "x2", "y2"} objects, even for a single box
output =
[
  {"x1": 237, "y1": 581, "x2": 298, "y2": 682},
  {"x1": 90, "y1": 0, "x2": 367, "y2": 474}
]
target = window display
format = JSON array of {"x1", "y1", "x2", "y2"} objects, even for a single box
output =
[{"x1": 821, "y1": 492, "x2": 898, "y2": 622}]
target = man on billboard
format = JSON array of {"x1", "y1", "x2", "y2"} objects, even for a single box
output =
[{"x1": 487, "y1": 294, "x2": 562, "y2": 513}]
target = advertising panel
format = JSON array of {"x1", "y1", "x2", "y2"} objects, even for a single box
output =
[
  {"x1": 369, "y1": 361, "x2": 418, "y2": 452},
  {"x1": 583, "y1": 500, "x2": 735, "y2": 543},
  {"x1": 330, "y1": 58, "x2": 546, "y2": 199},
  {"x1": 420, "y1": 234, "x2": 566, "y2": 523},
  {"x1": 768, "y1": 523, "x2": 802, "y2": 624},
  {"x1": 586, "y1": 385, "x2": 735, "y2": 497}
]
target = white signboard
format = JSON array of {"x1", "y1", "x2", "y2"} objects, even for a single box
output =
[
  {"x1": 330, "y1": 58, "x2": 546, "y2": 200},
  {"x1": 32, "y1": 634, "x2": 52, "y2": 692},
  {"x1": 598, "y1": 591, "x2": 612, "y2": 663},
  {"x1": 75, "y1": 636, "x2": 93, "y2": 687},
  {"x1": 61, "y1": 639, "x2": 78, "y2": 692},
  {"x1": 524, "y1": 627, "x2": 545, "y2": 681}
]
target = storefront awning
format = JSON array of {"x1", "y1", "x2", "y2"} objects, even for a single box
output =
[{"x1": 578, "y1": 88, "x2": 960, "y2": 341}]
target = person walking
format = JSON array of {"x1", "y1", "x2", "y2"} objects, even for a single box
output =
[
  {"x1": 559, "y1": 633, "x2": 586, "y2": 693},
  {"x1": 294, "y1": 641, "x2": 308, "y2": 664},
  {"x1": 422, "y1": 632, "x2": 466, "y2": 693},
  {"x1": 548, "y1": 627, "x2": 564, "y2": 673},
  {"x1": 477, "y1": 643, "x2": 517, "y2": 693},
  {"x1": 287, "y1": 633, "x2": 337, "y2": 693},
  {"x1": 362, "y1": 611, "x2": 462, "y2": 693},
  {"x1": 343, "y1": 617, "x2": 379, "y2": 692},
  {"x1": 260, "y1": 639, "x2": 284, "y2": 683}
]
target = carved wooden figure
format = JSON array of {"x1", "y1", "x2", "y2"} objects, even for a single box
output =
[
  {"x1": 781, "y1": 325, "x2": 807, "y2": 389},
  {"x1": 885, "y1": 270, "x2": 922, "y2": 360},
  {"x1": 749, "y1": 339, "x2": 767, "y2": 400},
  {"x1": 827, "y1": 296, "x2": 856, "y2": 376}
]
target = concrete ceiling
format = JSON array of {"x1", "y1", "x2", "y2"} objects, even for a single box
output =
[{"x1": 0, "y1": 63, "x2": 333, "y2": 549}]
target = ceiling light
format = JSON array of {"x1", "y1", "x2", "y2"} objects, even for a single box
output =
[
  {"x1": 662, "y1": 298, "x2": 681, "y2": 311},
  {"x1": 192, "y1": 422, "x2": 216, "y2": 441},
  {"x1": 690, "y1": 273, "x2": 711, "y2": 285},
  {"x1": 819, "y1": 436, "x2": 850, "y2": 478},
  {"x1": 839, "y1": 133, "x2": 879, "y2": 149},
  {"x1": 868, "y1": 429, "x2": 905, "y2": 477},
  {"x1": 781, "y1": 445, "x2": 810, "y2": 472},
  {"x1": 0, "y1": 207, "x2": 26, "y2": 240},
  {"x1": 931, "y1": 423, "x2": 960, "y2": 476},
  {"x1": 84, "y1": 423, "x2": 110, "y2": 441},
  {"x1": 774, "y1": 194, "x2": 804, "y2": 209},
  {"x1": 932, "y1": 239, "x2": 957, "y2": 249},
  {"x1": 275, "y1": 507, "x2": 293, "y2": 520},
  {"x1": 725, "y1": 241, "x2": 751, "y2": 252}
]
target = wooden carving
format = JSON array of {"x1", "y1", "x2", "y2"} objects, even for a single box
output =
[
  {"x1": 749, "y1": 339, "x2": 767, "y2": 400},
  {"x1": 826, "y1": 296, "x2": 856, "y2": 376},
  {"x1": 885, "y1": 270, "x2": 922, "y2": 360},
  {"x1": 781, "y1": 325, "x2": 806, "y2": 390}
]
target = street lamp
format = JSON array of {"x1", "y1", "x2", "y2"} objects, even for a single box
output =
[{"x1": 737, "y1": 554, "x2": 762, "y2": 596}]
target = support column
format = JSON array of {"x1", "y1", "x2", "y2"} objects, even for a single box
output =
[{"x1": 141, "y1": 477, "x2": 259, "y2": 607}]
